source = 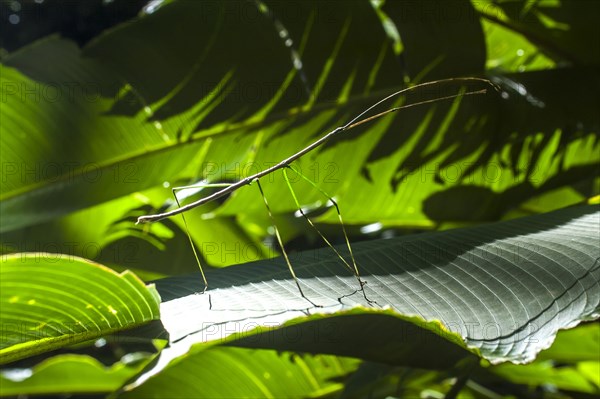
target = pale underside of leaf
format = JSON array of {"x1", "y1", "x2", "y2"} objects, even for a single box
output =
[{"x1": 146, "y1": 205, "x2": 599, "y2": 374}]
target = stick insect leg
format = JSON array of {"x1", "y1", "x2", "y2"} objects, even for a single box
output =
[
  {"x1": 172, "y1": 182, "x2": 234, "y2": 295},
  {"x1": 284, "y1": 165, "x2": 377, "y2": 306},
  {"x1": 254, "y1": 178, "x2": 321, "y2": 308}
]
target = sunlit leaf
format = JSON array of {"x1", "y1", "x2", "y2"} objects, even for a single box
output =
[
  {"x1": 0, "y1": 254, "x2": 160, "y2": 364},
  {"x1": 0, "y1": 353, "x2": 156, "y2": 396},
  {"x1": 119, "y1": 347, "x2": 359, "y2": 399},
  {"x1": 147, "y1": 205, "x2": 599, "y2": 372}
]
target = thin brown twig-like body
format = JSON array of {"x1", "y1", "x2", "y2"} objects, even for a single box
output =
[{"x1": 137, "y1": 77, "x2": 495, "y2": 224}]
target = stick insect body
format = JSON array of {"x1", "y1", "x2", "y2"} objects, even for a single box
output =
[{"x1": 137, "y1": 77, "x2": 495, "y2": 305}]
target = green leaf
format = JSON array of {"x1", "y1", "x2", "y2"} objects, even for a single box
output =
[
  {"x1": 0, "y1": 254, "x2": 160, "y2": 364},
  {"x1": 2, "y1": 0, "x2": 598, "y2": 245},
  {"x1": 491, "y1": 361, "x2": 599, "y2": 394},
  {"x1": 151, "y1": 204, "x2": 599, "y2": 369},
  {"x1": 382, "y1": 0, "x2": 486, "y2": 80},
  {"x1": 475, "y1": 0, "x2": 600, "y2": 66},
  {"x1": 480, "y1": 322, "x2": 600, "y2": 394},
  {"x1": 537, "y1": 322, "x2": 600, "y2": 363},
  {"x1": 0, "y1": 0, "x2": 407, "y2": 234},
  {"x1": 0, "y1": 353, "x2": 156, "y2": 396},
  {"x1": 578, "y1": 360, "x2": 600, "y2": 388},
  {"x1": 118, "y1": 346, "x2": 359, "y2": 399},
  {"x1": 476, "y1": 9, "x2": 556, "y2": 71},
  {"x1": 0, "y1": 39, "x2": 207, "y2": 233}
]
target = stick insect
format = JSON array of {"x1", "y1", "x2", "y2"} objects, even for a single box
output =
[{"x1": 137, "y1": 77, "x2": 495, "y2": 305}]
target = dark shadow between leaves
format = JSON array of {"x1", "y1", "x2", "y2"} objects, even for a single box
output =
[{"x1": 226, "y1": 313, "x2": 477, "y2": 370}]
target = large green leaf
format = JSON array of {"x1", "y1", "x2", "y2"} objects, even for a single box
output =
[
  {"x1": 0, "y1": 352, "x2": 157, "y2": 396},
  {"x1": 474, "y1": 0, "x2": 600, "y2": 66},
  {"x1": 1, "y1": 0, "x2": 598, "y2": 295},
  {"x1": 148, "y1": 204, "x2": 599, "y2": 372},
  {"x1": 1, "y1": 1, "x2": 598, "y2": 396},
  {"x1": 479, "y1": 321, "x2": 599, "y2": 394},
  {"x1": 0, "y1": 43, "x2": 207, "y2": 233},
  {"x1": 536, "y1": 322, "x2": 600, "y2": 363},
  {"x1": 0, "y1": 0, "x2": 402, "y2": 233},
  {"x1": 0, "y1": 254, "x2": 160, "y2": 364},
  {"x1": 3, "y1": 0, "x2": 597, "y2": 238},
  {"x1": 490, "y1": 359, "x2": 599, "y2": 394},
  {"x1": 119, "y1": 347, "x2": 359, "y2": 399}
]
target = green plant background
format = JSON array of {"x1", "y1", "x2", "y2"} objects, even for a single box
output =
[{"x1": 1, "y1": 0, "x2": 599, "y2": 397}]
